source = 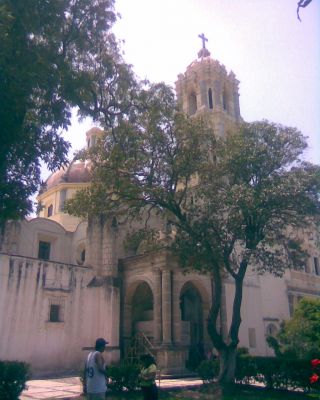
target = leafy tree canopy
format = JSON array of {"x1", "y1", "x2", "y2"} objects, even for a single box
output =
[
  {"x1": 67, "y1": 83, "x2": 320, "y2": 382},
  {"x1": 0, "y1": 0, "x2": 138, "y2": 224},
  {"x1": 268, "y1": 298, "x2": 320, "y2": 359}
]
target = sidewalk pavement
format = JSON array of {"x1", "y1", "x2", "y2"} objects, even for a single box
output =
[{"x1": 21, "y1": 376, "x2": 203, "y2": 399}]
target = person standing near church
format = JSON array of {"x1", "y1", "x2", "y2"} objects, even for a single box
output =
[
  {"x1": 85, "y1": 338, "x2": 108, "y2": 399},
  {"x1": 139, "y1": 354, "x2": 158, "y2": 400}
]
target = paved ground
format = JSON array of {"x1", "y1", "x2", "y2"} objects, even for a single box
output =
[{"x1": 21, "y1": 376, "x2": 203, "y2": 399}]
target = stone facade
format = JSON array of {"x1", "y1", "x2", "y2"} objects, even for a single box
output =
[{"x1": 1, "y1": 46, "x2": 320, "y2": 377}]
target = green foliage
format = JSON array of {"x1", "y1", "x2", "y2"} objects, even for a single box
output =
[
  {"x1": 68, "y1": 91, "x2": 320, "y2": 383},
  {"x1": 235, "y1": 355, "x2": 256, "y2": 385},
  {"x1": 235, "y1": 355, "x2": 312, "y2": 391},
  {"x1": 123, "y1": 228, "x2": 163, "y2": 255},
  {"x1": 186, "y1": 345, "x2": 207, "y2": 371},
  {"x1": 107, "y1": 362, "x2": 140, "y2": 392},
  {"x1": 197, "y1": 359, "x2": 219, "y2": 383},
  {"x1": 0, "y1": 360, "x2": 30, "y2": 400},
  {"x1": 66, "y1": 82, "x2": 209, "y2": 219},
  {"x1": 268, "y1": 298, "x2": 320, "y2": 360},
  {"x1": 0, "y1": 0, "x2": 137, "y2": 223}
]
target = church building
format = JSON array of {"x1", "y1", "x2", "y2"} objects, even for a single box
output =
[{"x1": 1, "y1": 41, "x2": 319, "y2": 377}]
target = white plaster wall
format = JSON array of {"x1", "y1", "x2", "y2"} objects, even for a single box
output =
[
  {"x1": 259, "y1": 273, "x2": 290, "y2": 322},
  {"x1": 16, "y1": 218, "x2": 71, "y2": 263},
  {"x1": 70, "y1": 221, "x2": 88, "y2": 265},
  {"x1": 0, "y1": 253, "x2": 119, "y2": 376},
  {"x1": 224, "y1": 279, "x2": 266, "y2": 356}
]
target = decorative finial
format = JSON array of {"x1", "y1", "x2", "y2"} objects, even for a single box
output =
[
  {"x1": 198, "y1": 33, "x2": 208, "y2": 49},
  {"x1": 198, "y1": 33, "x2": 210, "y2": 58}
]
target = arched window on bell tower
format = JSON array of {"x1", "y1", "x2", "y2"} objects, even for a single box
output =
[
  {"x1": 222, "y1": 87, "x2": 228, "y2": 112},
  {"x1": 188, "y1": 92, "x2": 197, "y2": 115},
  {"x1": 208, "y1": 88, "x2": 213, "y2": 109}
]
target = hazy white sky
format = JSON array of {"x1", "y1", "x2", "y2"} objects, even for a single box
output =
[{"x1": 61, "y1": 0, "x2": 320, "y2": 171}]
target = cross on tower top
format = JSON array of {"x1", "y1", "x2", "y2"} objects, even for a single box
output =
[
  {"x1": 197, "y1": 33, "x2": 210, "y2": 59},
  {"x1": 198, "y1": 33, "x2": 208, "y2": 49}
]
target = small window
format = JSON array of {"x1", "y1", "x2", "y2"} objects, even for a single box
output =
[
  {"x1": 48, "y1": 299, "x2": 65, "y2": 322},
  {"x1": 59, "y1": 189, "x2": 67, "y2": 211},
  {"x1": 76, "y1": 244, "x2": 86, "y2": 265},
  {"x1": 266, "y1": 323, "x2": 278, "y2": 337},
  {"x1": 111, "y1": 216, "x2": 118, "y2": 228},
  {"x1": 47, "y1": 204, "x2": 53, "y2": 217},
  {"x1": 222, "y1": 88, "x2": 228, "y2": 111},
  {"x1": 188, "y1": 93, "x2": 197, "y2": 115},
  {"x1": 38, "y1": 241, "x2": 51, "y2": 260},
  {"x1": 49, "y1": 304, "x2": 60, "y2": 322},
  {"x1": 314, "y1": 257, "x2": 319, "y2": 275},
  {"x1": 288, "y1": 294, "x2": 294, "y2": 316},
  {"x1": 208, "y1": 88, "x2": 213, "y2": 109},
  {"x1": 248, "y1": 328, "x2": 256, "y2": 348},
  {"x1": 81, "y1": 249, "x2": 86, "y2": 263}
]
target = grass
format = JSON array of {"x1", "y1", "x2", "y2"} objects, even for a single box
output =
[
  {"x1": 168, "y1": 385, "x2": 316, "y2": 400},
  {"x1": 70, "y1": 384, "x2": 318, "y2": 400}
]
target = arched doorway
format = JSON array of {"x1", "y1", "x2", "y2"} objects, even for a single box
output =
[
  {"x1": 180, "y1": 282, "x2": 205, "y2": 369},
  {"x1": 131, "y1": 282, "x2": 154, "y2": 338},
  {"x1": 122, "y1": 281, "x2": 155, "y2": 362}
]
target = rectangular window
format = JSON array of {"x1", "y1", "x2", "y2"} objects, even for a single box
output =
[
  {"x1": 38, "y1": 241, "x2": 51, "y2": 260},
  {"x1": 248, "y1": 328, "x2": 256, "y2": 348},
  {"x1": 49, "y1": 304, "x2": 60, "y2": 322},
  {"x1": 47, "y1": 204, "x2": 53, "y2": 217},
  {"x1": 314, "y1": 257, "x2": 319, "y2": 275},
  {"x1": 288, "y1": 294, "x2": 294, "y2": 316},
  {"x1": 59, "y1": 189, "x2": 67, "y2": 211},
  {"x1": 48, "y1": 298, "x2": 65, "y2": 323}
]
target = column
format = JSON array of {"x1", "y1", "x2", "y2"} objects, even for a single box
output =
[
  {"x1": 162, "y1": 269, "x2": 172, "y2": 344},
  {"x1": 153, "y1": 268, "x2": 162, "y2": 344},
  {"x1": 171, "y1": 271, "x2": 181, "y2": 344}
]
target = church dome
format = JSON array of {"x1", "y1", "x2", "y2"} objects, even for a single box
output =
[{"x1": 41, "y1": 160, "x2": 91, "y2": 193}]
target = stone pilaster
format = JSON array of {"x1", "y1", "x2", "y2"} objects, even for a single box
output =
[
  {"x1": 171, "y1": 271, "x2": 181, "y2": 344},
  {"x1": 153, "y1": 268, "x2": 162, "y2": 344},
  {"x1": 101, "y1": 221, "x2": 118, "y2": 276},
  {"x1": 161, "y1": 269, "x2": 172, "y2": 344},
  {"x1": 85, "y1": 216, "x2": 103, "y2": 274}
]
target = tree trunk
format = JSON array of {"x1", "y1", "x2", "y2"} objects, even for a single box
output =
[
  {"x1": 207, "y1": 260, "x2": 248, "y2": 384},
  {"x1": 217, "y1": 345, "x2": 237, "y2": 384}
]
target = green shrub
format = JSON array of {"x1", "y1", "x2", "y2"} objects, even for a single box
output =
[
  {"x1": 107, "y1": 362, "x2": 140, "y2": 392},
  {"x1": 235, "y1": 355, "x2": 312, "y2": 391},
  {"x1": 235, "y1": 354, "x2": 256, "y2": 384},
  {"x1": 197, "y1": 359, "x2": 219, "y2": 383},
  {"x1": 186, "y1": 345, "x2": 206, "y2": 371},
  {"x1": 0, "y1": 360, "x2": 30, "y2": 400}
]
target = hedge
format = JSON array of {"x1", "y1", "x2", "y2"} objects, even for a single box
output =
[
  {"x1": 0, "y1": 360, "x2": 30, "y2": 400},
  {"x1": 197, "y1": 355, "x2": 314, "y2": 392},
  {"x1": 107, "y1": 362, "x2": 140, "y2": 392},
  {"x1": 236, "y1": 356, "x2": 312, "y2": 391}
]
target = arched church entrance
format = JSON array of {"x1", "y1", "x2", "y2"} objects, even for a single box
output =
[
  {"x1": 180, "y1": 282, "x2": 205, "y2": 369},
  {"x1": 122, "y1": 281, "x2": 155, "y2": 361},
  {"x1": 131, "y1": 281, "x2": 154, "y2": 338}
]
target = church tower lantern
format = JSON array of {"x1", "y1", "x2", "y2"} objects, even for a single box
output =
[{"x1": 175, "y1": 34, "x2": 242, "y2": 137}]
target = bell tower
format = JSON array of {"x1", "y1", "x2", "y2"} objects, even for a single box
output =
[{"x1": 175, "y1": 34, "x2": 242, "y2": 137}]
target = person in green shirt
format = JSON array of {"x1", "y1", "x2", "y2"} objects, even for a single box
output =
[{"x1": 139, "y1": 354, "x2": 158, "y2": 400}]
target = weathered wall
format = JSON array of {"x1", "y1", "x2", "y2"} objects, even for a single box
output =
[
  {"x1": 0, "y1": 253, "x2": 120, "y2": 376},
  {"x1": 0, "y1": 217, "x2": 121, "y2": 377},
  {"x1": 0, "y1": 254, "x2": 88, "y2": 375}
]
